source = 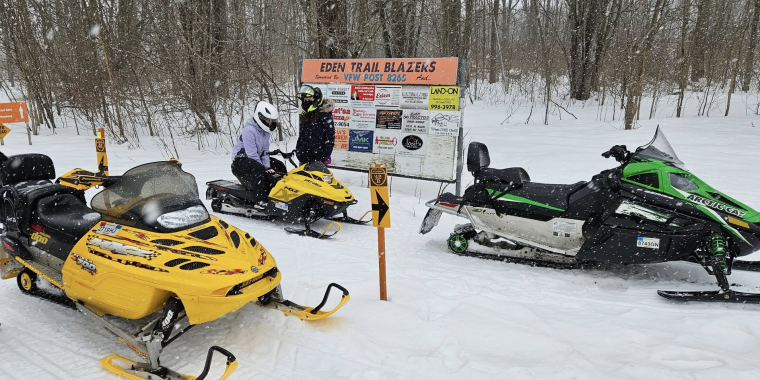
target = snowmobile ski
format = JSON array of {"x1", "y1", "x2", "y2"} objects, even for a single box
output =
[
  {"x1": 327, "y1": 210, "x2": 372, "y2": 225},
  {"x1": 284, "y1": 221, "x2": 342, "y2": 239},
  {"x1": 731, "y1": 260, "x2": 760, "y2": 272},
  {"x1": 257, "y1": 283, "x2": 350, "y2": 321},
  {"x1": 657, "y1": 290, "x2": 760, "y2": 304}
]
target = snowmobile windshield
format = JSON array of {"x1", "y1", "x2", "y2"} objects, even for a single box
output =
[
  {"x1": 91, "y1": 161, "x2": 209, "y2": 231},
  {"x1": 632, "y1": 127, "x2": 685, "y2": 168}
]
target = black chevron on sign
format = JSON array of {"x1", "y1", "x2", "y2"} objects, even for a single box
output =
[{"x1": 372, "y1": 189, "x2": 389, "y2": 223}]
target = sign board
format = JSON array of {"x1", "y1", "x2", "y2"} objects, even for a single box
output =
[
  {"x1": 369, "y1": 166, "x2": 391, "y2": 228},
  {"x1": 0, "y1": 124, "x2": 11, "y2": 140},
  {"x1": 95, "y1": 128, "x2": 109, "y2": 175},
  {"x1": 302, "y1": 57, "x2": 461, "y2": 183},
  {"x1": 302, "y1": 58, "x2": 459, "y2": 85},
  {"x1": 0, "y1": 102, "x2": 28, "y2": 124}
]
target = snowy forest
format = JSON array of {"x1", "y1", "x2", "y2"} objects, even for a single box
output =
[{"x1": 0, "y1": 0, "x2": 758, "y2": 147}]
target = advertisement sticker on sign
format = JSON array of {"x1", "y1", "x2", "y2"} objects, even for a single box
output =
[
  {"x1": 429, "y1": 111, "x2": 460, "y2": 136},
  {"x1": 333, "y1": 106, "x2": 351, "y2": 128},
  {"x1": 428, "y1": 86, "x2": 460, "y2": 111},
  {"x1": 350, "y1": 108, "x2": 377, "y2": 130},
  {"x1": 397, "y1": 133, "x2": 427, "y2": 157},
  {"x1": 375, "y1": 109, "x2": 403, "y2": 130},
  {"x1": 374, "y1": 86, "x2": 401, "y2": 107},
  {"x1": 349, "y1": 130, "x2": 374, "y2": 153},
  {"x1": 401, "y1": 110, "x2": 430, "y2": 134},
  {"x1": 350, "y1": 85, "x2": 376, "y2": 107},
  {"x1": 327, "y1": 83, "x2": 351, "y2": 105},
  {"x1": 400, "y1": 86, "x2": 430, "y2": 109},
  {"x1": 335, "y1": 128, "x2": 350, "y2": 150},
  {"x1": 373, "y1": 131, "x2": 399, "y2": 154}
]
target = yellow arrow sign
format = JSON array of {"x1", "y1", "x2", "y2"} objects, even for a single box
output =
[{"x1": 369, "y1": 166, "x2": 391, "y2": 228}]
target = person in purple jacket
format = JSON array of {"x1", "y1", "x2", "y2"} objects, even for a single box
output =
[{"x1": 231, "y1": 101, "x2": 280, "y2": 207}]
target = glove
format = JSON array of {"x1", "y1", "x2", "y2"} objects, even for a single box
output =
[
  {"x1": 322, "y1": 156, "x2": 332, "y2": 165},
  {"x1": 265, "y1": 168, "x2": 276, "y2": 174}
]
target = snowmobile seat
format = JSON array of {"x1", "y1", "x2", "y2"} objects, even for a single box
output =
[
  {"x1": 34, "y1": 193, "x2": 101, "y2": 260},
  {"x1": 467, "y1": 141, "x2": 530, "y2": 186},
  {"x1": 510, "y1": 181, "x2": 588, "y2": 211}
]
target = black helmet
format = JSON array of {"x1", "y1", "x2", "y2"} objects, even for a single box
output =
[{"x1": 298, "y1": 84, "x2": 323, "y2": 113}]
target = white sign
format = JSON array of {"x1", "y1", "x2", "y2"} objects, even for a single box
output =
[
  {"x1": 401, "y1": 109, "x2": 430, "y2": 134},
  {"x1": 373, "y1": 130, "x2": 399, "y2": 155},
  {"x1": 350, "y1": 107, "x2": 376, "y2": 130},
  {"x1": 397, "y1": 133, "x2": 427, "y2": 157},
  {"x1": 333, "y1": 106, "x2": 351, "y2": 128},
  {"x1": 327, "y1": 84, "x2": 351, "y2": 105},
  {"x1": 429, "y1": 111, "x2": 460, "y2": 136},
  {"x1": 400, "y1": 85, "x2": 430, "y2": 109},
  {"x1": 374, "y1": 86, "x2": 401, "y2": 107},
  {"x1": 637, "y1": 237, "x2": 660, "y2": 249}
]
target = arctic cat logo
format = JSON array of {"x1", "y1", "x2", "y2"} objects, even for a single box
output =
[
  {"x1": 686, "y1": 194, "x2": 746, "y2": 218},
  {"x1": 71, "y1": 253, "x2": 97, "y2": 275}
]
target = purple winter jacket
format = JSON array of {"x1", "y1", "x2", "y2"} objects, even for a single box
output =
[{"x1": 231, "y1": 117, "x2": 270, "y2": 168}]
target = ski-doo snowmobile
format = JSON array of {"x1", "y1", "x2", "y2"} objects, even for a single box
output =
[
  {"x1": 206, "y1": 150, "x2": 369, "y2": 238},
  {"x1": 420, "y1": 127, "x2": 760, "y2": 303},
  {"x1": 0, "y1": 154, "x2": 349, "y2": 380}
]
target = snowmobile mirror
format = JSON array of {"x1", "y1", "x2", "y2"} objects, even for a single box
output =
[{"x1": 467, "y1": 142, "x2": 491, "y2": 173}]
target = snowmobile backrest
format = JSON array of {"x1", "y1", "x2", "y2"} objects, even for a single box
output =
[
  {"x1": 467, "y1": 142, "x2": 491, "y2": 173},
  {"x1": 0, "y1": 153, "x2": 55, "y2": 185}
]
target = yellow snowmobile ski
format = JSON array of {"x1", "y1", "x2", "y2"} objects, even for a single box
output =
[{"x1": 1, "y1": 154, "x2": 349, "y2": 380}]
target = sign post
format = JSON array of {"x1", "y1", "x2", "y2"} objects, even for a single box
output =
[
  {"x1": 370, "y1": 164, "x2": 391, "y2": 301},
  {"x1": 0, "y1": 102, "x2": 29, "y2": 146},
  {"x1": 95, "y1": 128, "x2": 109, "y2": 175}
]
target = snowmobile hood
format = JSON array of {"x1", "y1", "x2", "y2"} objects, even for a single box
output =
[{"x1": 277, "y1": 162, "x2": 354, "y2": 202}]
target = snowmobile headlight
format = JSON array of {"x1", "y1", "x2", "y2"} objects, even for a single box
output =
[
  {"x1": 157, "y1": 205, "x2": 209, "y2": 229},
  {"x1": 323, "y1": 175, "x2": 333, "y2": 184}
]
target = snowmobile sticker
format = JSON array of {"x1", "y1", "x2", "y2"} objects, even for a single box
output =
[
  {"x1": 636, "y1": 237, "x2": 660, "y2": 249},
  {"x1": 275, "y1": 201, "x2": 289, "y2": 211},
  {"x1": 200, "y1": 268, "x2": 247, "y2": 275},
  {"x1": 95, "y1": 222, "x2": 122, "y2": 236},
  {"x1": 552, "y1": 221, "x2": 576, "y2": 237},
  {"x1": 71, "y1": 253, "x2": 97, "y2": 275},
  {"x1": 30, "y1": 224, "x2": 51, "y2": 245},
  {"x1": 685, "y1": 194, "x2": 746, "y2": 218},
  {"x1": 88, "y1": 237, "x2": 158, "y2": 260},
  {"x1": 258, "y1": 249, "x2": 267, "y2": 266},
  {"x1": 615, "y1": 200, "x2": 669, "y2": 223},
  {"x1": 88, "y1": 248, "x2": 169, "y2": 273}
]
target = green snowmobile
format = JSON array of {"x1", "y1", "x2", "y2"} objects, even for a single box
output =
[{"x1": 420, "y1": 127, "x2": 760, "y2": 303}]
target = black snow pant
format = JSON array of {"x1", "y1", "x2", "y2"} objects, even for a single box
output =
[{"x1": 231, "y1": 157, "x2": 273, "y2": 203}]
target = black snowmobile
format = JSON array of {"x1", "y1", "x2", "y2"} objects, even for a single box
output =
[
  {"x1": 207, "y1": 150, "x2": 369, "y2": 238},
  {"x1": 420, "y1": 127, "x2": 760, "y2": 303}
]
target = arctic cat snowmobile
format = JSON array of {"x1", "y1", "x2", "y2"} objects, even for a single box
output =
[
  {"x1": 0, "y1": 154, "x2": 349, "y2": 380},
  {"x1": 420, "y1": 127, "x2": 760, "y2": 303},
  {"x1": 207, "y1": 150, "x2": 370, "y2": 239}
]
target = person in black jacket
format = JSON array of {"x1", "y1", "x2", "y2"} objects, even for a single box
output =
[{"x1": 296, "y1": 85, "x2": 335, "y2": 165}]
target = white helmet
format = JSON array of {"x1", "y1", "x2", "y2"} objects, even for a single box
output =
[{"x1": 253, "y1": 101, "x2": 279, "y2": 133}]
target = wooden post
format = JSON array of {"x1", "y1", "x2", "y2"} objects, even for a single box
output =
[
  {"x1": 378, "y1": 226, "x2": 387, "y2": 301},
  {"x1": 369, "y1": 163, "x2": 391, "y2": 301}
]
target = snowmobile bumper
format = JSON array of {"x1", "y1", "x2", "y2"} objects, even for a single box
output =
[
  {"x1": 419, "y1": 199, "x2": 463, "y2": 235},
  {"x1": 258, "y1": 283, "x2": 350, "y2": 321},
  {"x1": 100, "y1": 345, "x2": 238, "y2": 380}
]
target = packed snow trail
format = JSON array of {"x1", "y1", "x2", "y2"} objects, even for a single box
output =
[{"x1": 1, "y1": 98, "x2": 760, "y2": 379}]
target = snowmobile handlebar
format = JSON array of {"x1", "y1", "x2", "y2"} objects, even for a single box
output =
[
  {"x1": 195, "y1": 345, "x2": 238, "y2": 380},
  {"x1": 268, "y1": 150, "x2": 298, "y2": 168},
  {"x1": 602, "y1": 145, "x2": 631, "y2": 164}
]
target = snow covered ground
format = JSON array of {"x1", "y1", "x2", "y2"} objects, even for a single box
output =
[{"x1": 1, "y1": 89, "x2": 760, "y2": 380}]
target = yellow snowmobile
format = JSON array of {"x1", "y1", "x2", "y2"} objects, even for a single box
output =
[
  {"x1": 206, "y1": 150, "x2": 370, "y2": 239},
  {"x1": 0, "y1": 153, "x2": 349, "y2": 380}
]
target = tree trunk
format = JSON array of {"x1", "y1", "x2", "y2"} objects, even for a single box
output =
[
  {"x1": 742, "y1": 0, "x2": 760, "y2": 91},
  {"x1": 488, "y1": 0, "x2": 500, "y2": 83},
  {"x1": 691, "y1": 0, "x2": 711, "y2": 81}
]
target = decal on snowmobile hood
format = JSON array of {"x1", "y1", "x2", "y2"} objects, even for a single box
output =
[{"x1": 685, "y1": 194, "x2": 746, "y2": 218}]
